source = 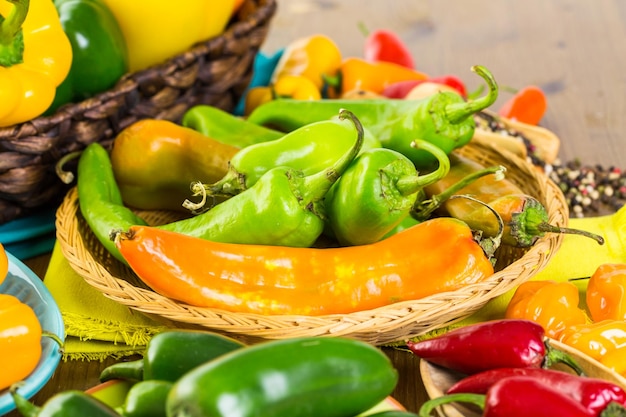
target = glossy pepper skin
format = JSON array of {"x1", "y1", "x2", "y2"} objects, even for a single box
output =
[
  {"x1": 362, "y1": 26, "x2": 415, "y2": 69},
  {"x1": 166, "y1": 337, "x2": 398, "y2": 417},
  {"x1": 419, "y1": 152, "x2": 604, "y2": 247},
  {"x1": 325, "y1": 140, "x2": 450, "y2": 246},
  {"x1": 194, "y1": 114, "x2": 380, "y2": 201},
  {"x1": 0, "y1": 0, "x2": 72, "y2": 126},
  {"x1": 0, "y1": 294, "x2": 43, "y2": 390},
  {"x1": 99, "y1": 329, "x2": 244, "y2": 383},
  {"x1": 46, "y1": 0, "x2": 127, "y2": 113},
  {"x1": 446, "y1": 367, "x2": 626, "y2": 416},
  {"x1": 110, "y1": 119, "x2": 239, "y2": 211},
  {"x1": 407, "y1": 319, "x2": 585, "y2": 375},
  {"x1": 559, "y1": 320, "x2": 626, "y2": 362},
  {"x1": 586, "y1": 263, "x2": 626, "y2": 322},
  {"x1": 505, "y1": 280, "x2": 588, "y2": 339},
  {"x1": 182, "y1": 104, "x2": 283, "y2": 148},
  {"x1": 115, "y1": 217, "x2": 494, "y2": 315},
  {"x1": 419, "y1": 376, "x2": 598, "y2": 417},
  {"x1": 118, "y1": 380, "x2": 172, "y2": 417},
  {"x1": 11, "y1": 387, "x2": 121, "y2": 417},
  {"x1": 248, "y1": 65, "x2": 498, "y2": 169}
]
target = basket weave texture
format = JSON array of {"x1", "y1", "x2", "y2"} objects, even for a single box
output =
[
  {"x1": 0, "y1": 0, "x2": 277, "y2": 225},
  {"x1": 55, "y1": 140, "x2": 568, "y2": 346}
]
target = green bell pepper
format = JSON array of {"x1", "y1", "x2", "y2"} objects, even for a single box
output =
[{"x1": 47, "y1": 0, "x2": 128, "y2": 113}]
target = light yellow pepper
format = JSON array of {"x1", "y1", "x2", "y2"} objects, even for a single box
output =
[
  {"x1": 101, "y1": 0, "x2": 235, "y2": 72},
  {"x1": 0, "y1": 0, "x2": 72, "y2": 126}
]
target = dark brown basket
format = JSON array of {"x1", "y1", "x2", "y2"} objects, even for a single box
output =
[{"x1": 0, "y1": 0, "x2": 277, "y2": 225}]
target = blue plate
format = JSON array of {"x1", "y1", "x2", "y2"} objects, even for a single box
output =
[{"x1": 0, "y1": 251, "x2": 65, "y2": 414}]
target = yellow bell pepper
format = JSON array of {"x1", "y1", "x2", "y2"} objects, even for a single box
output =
[
  {"x1": 586, "y1": 263, "x2": 626, "y2": 322},
  {"x1": 101, "y1": 0, "x2": 235, "y2": 72},
  {"x1": 0, "y1": 0, "x2": 72, "y2": 126}
]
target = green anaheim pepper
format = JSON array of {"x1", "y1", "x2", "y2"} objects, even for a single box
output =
[
  {"x1": 47, "y1": 0, "x2": 128, "y2": 113},
  {"x1": 247, "y1": 65, "x2": 498, "y2": 169}
]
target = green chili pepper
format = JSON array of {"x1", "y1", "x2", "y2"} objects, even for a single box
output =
[
  {"x1": 11, "y1": 387, "x2": 121, "y2": 417},
  {"x1": 181, "y1": 105, "x2": 284, "y2": 148},
  {"x1": 116, "y1": 380, "x2": 172, "y2": 417},
  {"x1": 196, "y1": 114, "x2": 381, "y2": 199},
  {"x1": 247, "y1": 65, "x2": 498, "y2": 169},
  {"x1": 47, "y1": 0, "x2": 128, "y2": 113},
  {"x1": 325, "y1": 139, "x2": 450, "y2": 246},
  {"x1": 100, "y1": 330, "x2": 245, "y2": 383}
]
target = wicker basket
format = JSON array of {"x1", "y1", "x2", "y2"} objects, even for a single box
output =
[
  {"x1": 55, "y1": 140, "x2": 568, "y2": 346},
  {"x1": 0, "y1": 0, "x2": 277, "y2": 225}
]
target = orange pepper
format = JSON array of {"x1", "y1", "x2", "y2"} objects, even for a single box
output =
[
  {"x1": 0, "y1": 243, "x2": 7, "y2": 286},
  {"x1": 599, "y1": 345, "x2": 626, "y2": 377},
  {"x1": 559, "y1": 319, "x2": 626, "y2": 362},
  {"x1": 505, "y1": 280, "x2": 588, "y2": 339},
  {"x1": 243, "y1": 86, "x2": 274, "y2": 116},
  {"x1": 115, "y1": 217, "x2": 495, "y2": 316},
  {"x1": 586, "y1": 263, "x2": 626, "y2": 322},
  {"x1": 328, "y1": 57, "x2": 428, "y2": 96},
  {"x1": 271, "y1": 33, "x2": 342, "y2": 90},
  {"x1": 498, "y1": 85, "x2": 548, "y2": 125},
  {"x1": 0, "y1": 294, "x2": 43, "y2": 390}
]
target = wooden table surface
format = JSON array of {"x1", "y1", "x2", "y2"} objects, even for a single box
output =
[{"x1": 8, "y1": 0, "x2": 626, "y2": 415}]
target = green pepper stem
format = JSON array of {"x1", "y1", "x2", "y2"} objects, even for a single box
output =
[
  {"x1": 10, "y1": 383, "x2": 41, "y2": 417},
  {"x1": 411, "y1": 165, "x2": 506, "y2": 222},
  {"x1": 395, "y1": 140, "x2": 451, "y2": 196},
  {"x1": 0, "y1": 0, "x2": 28, "y2": 66},
  {"x1": 418, "y1": 392, "x2": 486, "y2": 417},
  {"x1": 445, "y1": 65, "x2": 499, "y2": 125},
  {"x1": 302, "y1": 108, "x2": 364, "y2": 202},
  {"x1": 542, "y1": 339, "x2": 586, "y2": 376},
  {"x1": 533, "y1": 220, "x2": 605, "y2": 245}
]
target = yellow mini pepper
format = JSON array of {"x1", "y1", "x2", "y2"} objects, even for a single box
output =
[
  {"x1": 559, "y1": 319, "x2": 626, "y2": 362},
  {"x1": 0, "y1": 242, "x2": 7, "y2": 286},
  {"x1": 244, "y1": 74, "x2": 321, "y2": 115},
  {"x1": 0, "y1": 0, "x2": 72, "y2": 126},
  {"x1": 100, "y1": 0, "x2": 234, "y2": 72},
  {"x1": 586, "y1": 263, "x2": 626, "y2": 322},
  {"x1": 505, "y1": 280, "x2": 588, "y2": 339}
]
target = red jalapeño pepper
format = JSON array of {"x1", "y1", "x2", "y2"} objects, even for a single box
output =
[{"x1": 407, "y1": 319, "x2": 585, "y2": 375}]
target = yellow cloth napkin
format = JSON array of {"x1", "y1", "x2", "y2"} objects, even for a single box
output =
[{"x1": 44, "y1": 241, "x2": 171, "y2": 361}]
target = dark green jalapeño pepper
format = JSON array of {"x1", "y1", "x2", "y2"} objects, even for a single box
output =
[
  {"x1": 192, "y1": 113, "x2": 381, "y2": 201},
  {"x1": 158, "y1": 109, "x2": 365, "y2": 248},
  {"x1": 47, "y1": 0, "x2": 128, "y2": 113},
  {"x1": 11, "y1": 387, "x2": 121, "y2": 417},
  {"x1": 181, "y1": 105, "x2": 284, "y2": 148},
  {"x1": 325, "y1": 139, "x2": 450, "y2": 246},
  {"x1": 100, "y1": 330, "x2": 245, "y2": 383},
  {"x1": 247, "y1": 65, "x2": 498, "y2": 169},
  {"x1": 116, "y1": 380, "x2": 172, "y2": 417}
]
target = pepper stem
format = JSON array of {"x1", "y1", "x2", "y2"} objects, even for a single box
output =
[
  {"x1": 0, "y1": 0, "x2": 29, "y2": 67},
  {"x1": 418, "y1": 393, "x2": 486, "y2": 417},
  {"x1": 445, "y1": 65, "x2": 499, "y2": 125},
  {"x1": 302, "y1": 108, "x2": 364, "y2": 202},
  {"x1": 395, "y1": 140, "x2": 451, "y2": 196},
  {"x1": 542, "y1": 339, "x2": 586, "y2": 376},
  {"x1": 10, "y1": 383, "x2": 41, "y2": 417},
  {"x1": 533, "y1": 220, "x2": 605, "y2": 244},
  {"x1": 411, "y1": 165, "x2": 506, "y2": 222}
]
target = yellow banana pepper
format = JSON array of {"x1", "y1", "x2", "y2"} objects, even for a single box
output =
[
  {"x1": 101, "y1": 0, "x2": 235, "y2": 72},
  {"x1": 0, "y1": 0, "x2": 72, "y2": 126}
]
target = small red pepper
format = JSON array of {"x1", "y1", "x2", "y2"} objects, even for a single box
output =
[
  {"x1": 382, "y1": 75, "x2": 467, "y2": 99},
  {"x1": 446, "y1": 367, "x2": 626, "y2": 417},
  {"x1": 407, "y1": 319, "x2": 585, "y2": 375},
  {"x1": 419, "y1": 376, "x2": 599, "y2": 417},
  {"x1": 360, "y1": 25, "x2": 415, "y2": 69},
  {"x1": 498, "y1": 85, "x2": 548, "y2": 125}
]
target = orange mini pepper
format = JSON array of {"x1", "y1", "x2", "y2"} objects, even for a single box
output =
[
  {"x1": 498, "y1": 85, "x2": 548, "y2": 125},
  {"x1": 505, "y1": 280, "x2": 588, "y2": 339},
  {"x1": 0, "y1": 242, "x2": 7, "y2": 286},
  {"x1": 599, "y1": 346, "x2": 626, "y2": 377},
  {"x1": 586, "y1": 263, "x2": 626, "y2": 322},
  {"x1": 559, "y1": 319, "x2": 626, "y2": 362},
  {"x1": 0, "y1": 294, "x2": 43, "y2": 390},
  {"x1": 244, "y1": 75, "x2": 322, "y2": 116}
]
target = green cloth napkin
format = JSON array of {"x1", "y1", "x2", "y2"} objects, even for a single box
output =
[{"x1": 44, "y1": 241, "x2": 171, "y2": 361}]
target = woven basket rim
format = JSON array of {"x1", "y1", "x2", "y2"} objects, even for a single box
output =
[{"x1": 55, "y1": 139, "x2": 568, "y2": 345}]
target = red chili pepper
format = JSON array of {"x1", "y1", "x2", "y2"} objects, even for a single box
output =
[
  {"x1": 382, "y1": 75, "x2": 467, "y2": 99},
  {"x1": 360, "y1": 25, "x2": 415, "y2": 69},
  {"x1": 497, "y1": 85, "x2": 548, "y2": 125},
  {"x1": 406, "y1": 319, "x2": 584, "y2": 375},
  {"x1": 419, "y1": 376, "x2": 597, "y2": 417},
  {"x1": 446, "y1": 367, "x2": 626, "y2": 417}
]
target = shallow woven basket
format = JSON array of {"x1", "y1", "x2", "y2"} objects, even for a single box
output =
[
  {"x1": 0, "y1": 0, "x2": 276, "y2": 225},
  {"x1": 55, "y1": 139, "x2": 568, "y2": 346}
]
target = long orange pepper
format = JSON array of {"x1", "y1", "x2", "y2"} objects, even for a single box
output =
[
  {"x1": 559, "y1": 319, "x2": 626, "y2": 362},
  {"x1": 115, "y1": 217, "x2": 495, "y2": 316},
  {"x1": 329, "y1": 57, "x2": 428, "y2": 96},
  {"x1": 505, "y1": 280, "x2": 588, "y2": 339},
  {"x1": 586, "y1": 263, "x2": 626, "y2": 322}
]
